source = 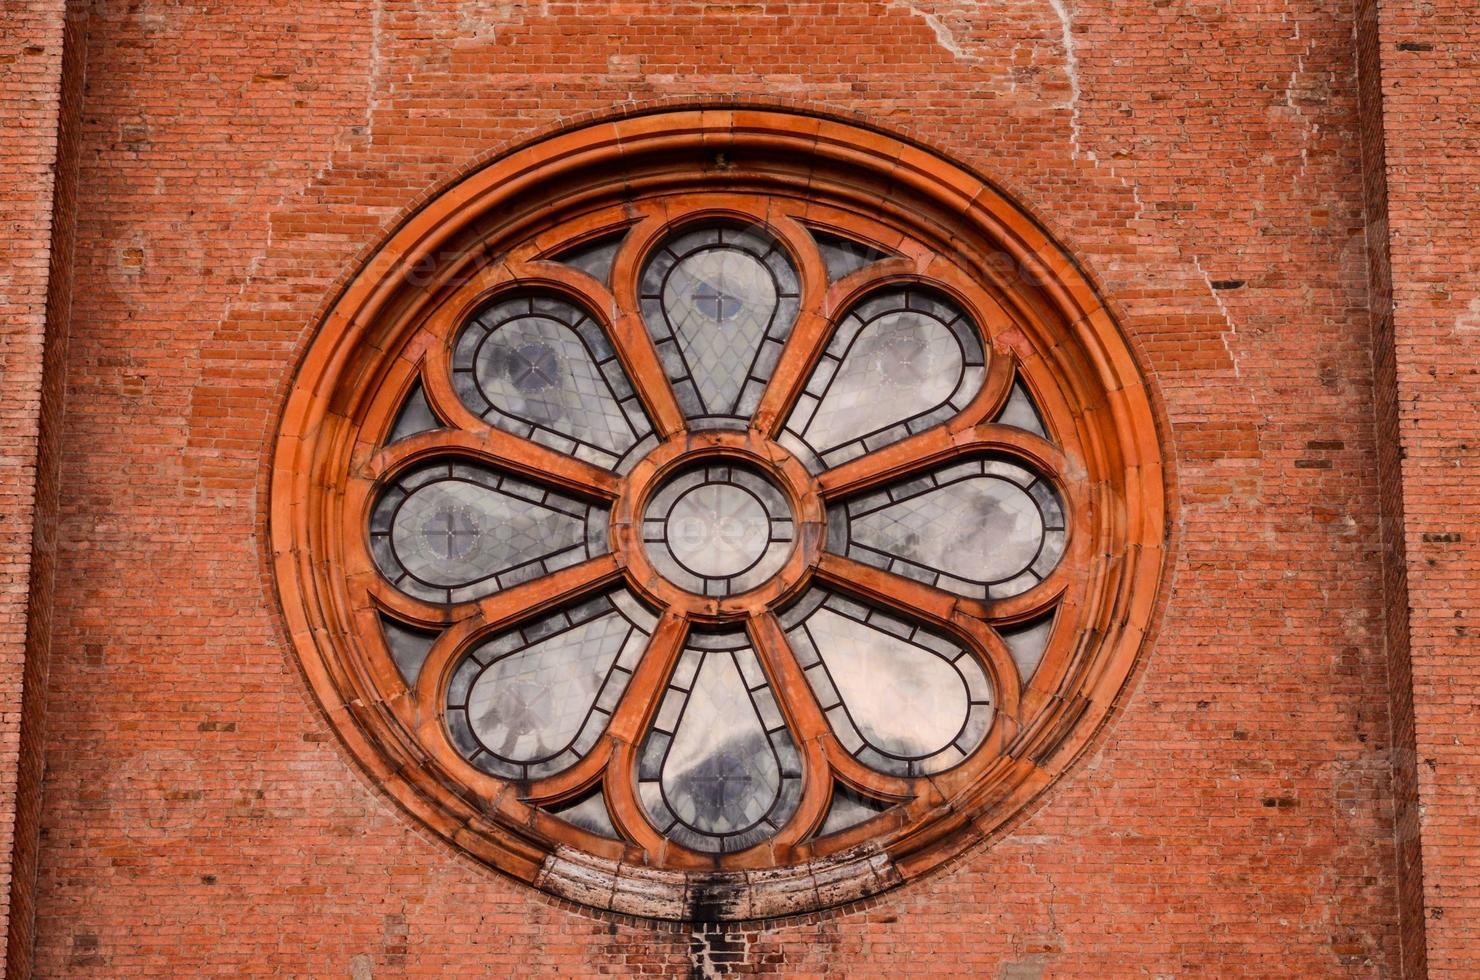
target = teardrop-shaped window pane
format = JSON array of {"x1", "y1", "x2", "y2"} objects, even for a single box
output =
[
  {"x1": 444, "y1": 590, "x2": 655, "y2": 780},
  {"x1": 370, "y1": 460, "x2": 609, "y2": 604},
  {"x1": 781, "y1": 588, "x2": 993, "y2": 775},
  {"x1": 639, "y1": 225, "x2": 800, "y2": 425},
  {"x1": 828, "y1": 458, "x2": 1066, "y2": 600},
  {"x1": 783, "y1": 287, "x2": 986, "y2": 469},
  {"x1": 637, "y1": 630, "x2": 802, "y2": 853},
  {"x1": 452, "y1": 294, "x2": 653, "y2": 470}
]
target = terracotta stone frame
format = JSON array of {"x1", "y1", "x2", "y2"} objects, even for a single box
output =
[{"x1": 269, "y1": 107, "x2": 1167, "y2": 920}]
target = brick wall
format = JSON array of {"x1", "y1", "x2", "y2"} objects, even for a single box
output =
[
  {"x1": 1364, "y1": 1, "x2": 1480, "y2": 975},
  {"x1": 4, "y1": 0, "x2": 1472, "y2": 974},
  {"x1": 0, "y1": 3, "x2": 80, "y2": 977}
]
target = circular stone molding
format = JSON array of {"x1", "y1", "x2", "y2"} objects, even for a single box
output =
[{"x1": 269, "y1": 106, "x2": 1167, "y2": 921}]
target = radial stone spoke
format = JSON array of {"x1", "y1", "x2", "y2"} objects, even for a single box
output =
[
  {"x1": 818, "y1": 417, "x2": 1065, "y2": 503},
  {"x1": 361, "y1": 426, "x2": 620, "y2": 503}
]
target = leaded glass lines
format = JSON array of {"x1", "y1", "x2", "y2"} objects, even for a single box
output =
[
  {"x1": 639, "y1": 225, "x2": 801, "y2": 425},
  {"x1": 827, "y1": 457, "x2": 1067, "y2": 600},
  {"x1": 444, "y1": 590, "x2": 655, "y2": 780},
  {"x1": 636, "y1": 630, "x2": 803, "y2": 853},
  {"x1": 369, "y1": 460, "x2": 609, "y2": 604},
  {"x1": 781, "y1": 287, "x2": 987, "y2": 469},
  {"x1": 453, "y1": 294, "x2": 654, "y2": 471}
]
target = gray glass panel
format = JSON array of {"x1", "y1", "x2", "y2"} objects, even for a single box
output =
[
  {"x1": 465, "y1": 611, "x2": 631, "y2": 762},
  {"x1": 783, "y1": 589, "x2": 994, "y2": 776},
  {"x1": 816, "y1": 784, "x2": 892, "y2": 837},
  {"x1": 850, "y1": 476, "x2": 1043, "y2": 584},
  {"x1": 995, "y1": 380, "x2": 1049, "y2": 439},
  {"x1": 452, "y1": 294, "x2": 652, "y2": 469},
  {"x1": 805, "y1": 608, "x2": 968, "y2": 758},
  {"x1": 639, "y1": 226, "x2": 800, "y2": 424},
  {"x1": 811, "y1": 230, "x2": 889, "y2": 282},
  {"x1": 662, "y1": 650, "x2": 779, "y2": 834},
  {"x1": 387, "y1": 381, "x2": 440, "y2": 444},
  {"x1": 637, "y1": 633, "x2": 802, "y2": 853},
  {"x1": 806, "y1": 310, "x2": 961, "y2": 450},
  {"x1": 389, "y1": 479, "x2": 585, "y2": 588},
  {"x1": 443, "y1": 591, "x2": 653, "y2": 780},
  {"x1": 378, "y1": 614, "x2": 438, "y2": 687},
  {"x1": 641, "y1": 462, "x2": 795, "y2": 598},
  {"x1": 663, "y1": 248, "x2": 775, "y2": 413},
  {"x1": 783, "y1": 288, "x2": 986, "y2": 467},
  {"x1": 547, "y1": 789, "x2": 620, "y2": 839},
  {"x1": 474, "y1": 315, "x2": 637, "y2": 454},
  {"x1": 1000, "y1": 612, "x2": 1056, "y2": 683},
  {"x1": 549, "y1": 231, "x2": 626, "y2": 286}
]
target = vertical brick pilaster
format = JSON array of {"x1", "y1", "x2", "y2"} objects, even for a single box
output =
[
  {"x1": 1365, "y1": 0, "x2": 1480, "y2": 974},
  {"x1": 0, "y1": 3, "x2": 85, "y2": 977}
]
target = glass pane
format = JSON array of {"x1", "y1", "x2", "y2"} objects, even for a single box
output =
[
  {"x1": 637, "y1": 631, "x2": 802, "y2": 853},
  {"x1": 444, "y1": 591, "x2": 654, "y2": 780},
  {"x1": 783, "y1": 589, "x2": 993, "y2": 776},
  {"x1": 995, "y1": 378, "x2": 1049, "y2": 440},
  {"x1": 829, "y1": 458, "x2": 1066, "y2": 600},
  {"x1": 387, "y1": 380, "x2": 440, "y2": 444},
  {"x1": 639, "y1": 225, "x2": 800, "y2": 423},
  {"x1": 816, "y1": 783, "x2": 892, "y2": 837},
  {"x1": 546, "y1": 788, "x2": 620, "y2": 839},
  {"x1": 640, "y1": 461, "x2": 794, "y2": 598},
  {"x1": 370, "y1": 461, "x2": 609, "y2": 604},
  {"x1": 783, "y1": 288, "x2": 986, "y2": 469},
  {"x1": 378, "y1": 614, "x2": 438, "y2": 687},
  {"x1": 1000, "y1": 612, "x2": 1056, "y2": 683},
  {"x1": 810, "y1": 229, "x2": 888, "y2": 282},
  {"x1": 548, "y1": 230, "x2": 626, "y2": 287},
  {"x1": 452, "y1": 294, "x2": 652, "y2": 470}
]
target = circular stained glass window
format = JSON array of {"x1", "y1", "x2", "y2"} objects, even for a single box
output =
[{"x1": 272, "y1": 109, "x2": 1166, "y2": 920}]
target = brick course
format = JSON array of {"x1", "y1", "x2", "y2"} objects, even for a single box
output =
[{"x1": 0, "y1": 0, "x2": 1472, "y2": 975}]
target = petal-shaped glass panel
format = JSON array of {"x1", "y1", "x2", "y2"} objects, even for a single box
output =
[
  {"x1": 445, "y1": 590, "x2": 656, "y2": 780},
  {"x1": 781, "y1": 288, "x2": 986, "y2": 470},
  {"x1": 637, "y1": 630, "x2": 802, "y2": 853},
  {"x1": 827, "y1": 458, "x2": 1066, "y2": 600},
  {"x1": 780, "y1": 589, "x2": 993, "y2": 776},
  {"x1": 640, "y1": 224, "x2": 800, "y2": 425},
  {"x1": 369, "y1": 460, "x2": 609, "y2": 604},
  {"x1": 452, "y1": 294, "x2": 653, "y2": 471}
]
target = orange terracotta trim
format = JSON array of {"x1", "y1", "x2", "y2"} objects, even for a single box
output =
[{"x1": 268, "y1": 107, "x2": 1168, "y2": 922}]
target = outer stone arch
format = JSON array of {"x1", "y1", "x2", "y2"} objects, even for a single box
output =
[{"x1": 269, "y1": 106, "x2": 1169, "y2": 920}]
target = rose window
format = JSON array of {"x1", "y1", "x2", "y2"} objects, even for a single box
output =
[{"x1": 272, "y1": 110, "x2": 1165, "y2": 919}]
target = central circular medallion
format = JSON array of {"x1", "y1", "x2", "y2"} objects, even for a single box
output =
[{"x1": 641, "y1": 461, "x2": 796, "y2": 598}]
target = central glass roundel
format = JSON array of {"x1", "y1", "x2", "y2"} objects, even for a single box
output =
[{"x1": 641, "y1": 463, "x2": 796, "y2": 597}]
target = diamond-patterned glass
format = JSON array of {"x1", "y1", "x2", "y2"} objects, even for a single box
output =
[
  {"x1": 639, "y1": 225, "x2": 800, "y2": 424},
  {"x1": 452, "y1": 294, "x2": 652, "y2": 470},
  {"x1": 637, "y1": 632, "x2": 802, "y2": 853},
  {"x1": 444, "y1": 591, "x2": 655, "y2": 780},
  {"x1": 782, "y1": 287, "x2": 987, "y2": 468},
  {"x1": 370, "y1": 461, "x2": 609, "y2": 604}
]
